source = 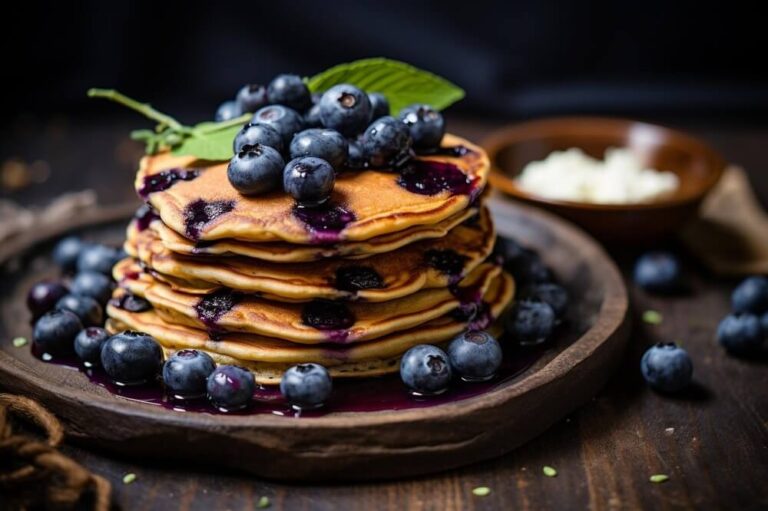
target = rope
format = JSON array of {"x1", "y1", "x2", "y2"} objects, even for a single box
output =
[{"x1": 0, "y1": 393, "x2": 111, "y2": 510}]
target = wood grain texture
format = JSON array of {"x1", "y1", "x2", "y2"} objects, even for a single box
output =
[
  {"x1": 0, "y1": 198, "x2": 629, "y2": 481},
  {"x1": 1, "y1": 118, "x2": 767, "y2": 509}
]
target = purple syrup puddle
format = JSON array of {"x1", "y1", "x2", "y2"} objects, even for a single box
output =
[
  {"x1": 133, "y1": 204, "x2": 160, "y2": 232},
  {"x1": 138, "y1": 168, "x2": 199, "y2": 199},
  {"x1": 425, "y1": 249, "x2": 467, "y2": 283},
  {"x1": 292, "y1": 202, "x2": 356, "y2": 244},
  {"x1": 31, "y1": 334, "x2": 545, "y2": 417},
  {"x1": 183, "y1": 199, "x2": 235, "y2": 241},
  {"x1": 414, "y1": 145, "x2": 474, "y2": 158},
  {"x1": 194, "y1": 289, "x2": 242, "y2": 331},
  {"x1": 301, "y1": 300, "x2": 355, "y2": 331},
  {"x1": 109, "y1": 292, "x2": 151, "y2": 313},
  {"x1": 334, "y1": 266, "x2": 385, "y2": 293},
  {"x1": 397, "y1": 159, "x2": 476, "y2": 197}
]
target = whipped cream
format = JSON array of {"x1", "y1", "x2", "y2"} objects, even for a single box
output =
[{"x1": 515, "y1": 147, "x2": 679, "y2": 204}]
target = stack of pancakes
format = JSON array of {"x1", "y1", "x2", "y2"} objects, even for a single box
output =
[{"x1": 107, "y1": 134, "x2": 516, "y2": 384}]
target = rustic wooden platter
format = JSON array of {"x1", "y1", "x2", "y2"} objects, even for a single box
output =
[{"x1": 0, "y1": 197, "x2": 629, "y2": 481}]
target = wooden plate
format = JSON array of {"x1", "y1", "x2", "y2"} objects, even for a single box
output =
[{"x1": 0, "y1": 198, "x2": 629, "y2": 481}]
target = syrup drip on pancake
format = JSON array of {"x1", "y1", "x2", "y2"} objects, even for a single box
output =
[
  {"x1": 333, "y1": 266, "x2": 385, "y2": 293},
  {"x1": 134, "y1": 204, "x2": 160, "y2": 232},
  {"x1": 138, "y1": 168, "x2": 199, "y2": 199},
  {"x1": 194, "y1": 289, "x2": 242, "y2": 338},
  {"x1": 110, "y1": 292, "x2": 152, "y2": 313},
  {"x1": 397, "y1": 159, "x2": 477, "y2": 197},
  {"x1": 292, "y1": 202, "x2": 356, "y2": 244},
  {"x1": 448, "y1": 279, "x2": 492, "y2": 331},
  {"x1": 183, "y1": 199, "x2": 235, "y2": 240},
  {"x1": 425, "y1": 249, "x2": 467, "y2": 284}
]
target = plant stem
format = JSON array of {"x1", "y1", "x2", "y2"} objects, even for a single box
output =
[
  {"x1": 194, "y1": 114, "x2": 252, "y2": 134},
  {"x1": 87, "y1": 88, "x2": 184, "y2": 131}
]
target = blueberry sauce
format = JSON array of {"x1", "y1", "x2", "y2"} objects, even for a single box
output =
[
  {"x1": 134, "y1": 204, "x2": 160, "y2": 232},
  {"x1": 292, "y1": 203, "x2": 356, "y2": 244},
  {"x1": 194, "y1": 289, "x2": 242, "y2": 333},
  {"x1": 109, "y1": 292, "x2": 152, "y2": 313},
  {"x1": 334, "y1": 266, "x2": 385, "y2": 292},
  {"x1": 301, "y1": 300, "x2": 355, "y2": 331},
  {"x1": 31, "y1": 335, "x2": 544, "y2": 417},
  {"x1": 183, "y1": 199, "x2": 235, "y2": 241},
  {"x1": 414, "y1": 145, "x2": 474, "y2": 158},
  {"x1": 397, "y1": 159, "x2": 476, "y2": 197},
  {"x1": 138, "y1": 168, "x2": 199, "y2": 199},
  {"x1": 425, "y1": 249, "x2": 467, "y2": 284}
]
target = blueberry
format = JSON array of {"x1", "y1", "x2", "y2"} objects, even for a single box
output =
[
  {"x1": 504, "y1": 248, "x2": 551, "y2": 286},
  {"x1": 346, "y1": 140, "x2": 366, "y2": 169},
  {"x1": 399, "y1": 344, "x2": 452, "y2": 395},
  {"x1": 233, "y1": 123, "x2": 284, "y2": 154},
  {"x1": 399, "y1": 104, "x2": 446, "y2": 149},
  {"x1": 318, "y1": 84, "x2": 372, "y2": 137},
  {"x1": 101, "y1": 331, "x2": 163, "y2": 385},
  {"x1": 361, "y1": 116, "x2": 412, "y2": 168},
  {"x1": 506, "y1": 299, "x2": 556, "y2": 346},
  {"x1": 289, "y1": 129, "x2": 349, "y2": 170},
  {"x1": 227, "y1": 144, "x2": 285, "y2": 196},
  {"x1": 761, "y1": 312, "x2": 768, "y2": 338},
  {"x1": 283, "y1": 157, "x2": 335, "y2": 206},
  {"x1": 304, "y1": 102, "x2": 323, "y2": 128},
  {"x1": 447, "y1": 331, "x2": 503, "y2": 382},
  {"x1": 235, "y1": 83, "x2": 268, "y2": 113},
  {"x1": 492, "y1": 237, "x2": 525, "y2": 265},
  {"x1": 74, "y1": 327, "x2": 109, "y2": 366},
  {"x1": 267, "y1": 74, "x2": 312, "y2": 111},
  {"x1": 215, "y1": 100, "x2": 242, "y2": 122},
  {"x1": 252, "y1": 105, "x2": 304, "y2": 145},
  {"x1": 56, "y1": 294, "x2": 103, "y2": 327},
  {"x1": 523, "y1": 283, "x2": 568, "y2": 319},
  {"x1": 76, "y1": 244, "x2": 118, "y2": 276},
  {"x1": 27, "y1": 281, "x2": 69, "y2": 319},
  {"x1": 33, "y1": 309, "x2": 83, "y2": 356},
  {"x1": 640, "y1": 342, "x2": 693, "y2": 393},
  {"x1": 280, "y1": 363, "x2": 333, "y2": 410},
  {"x1": 53, "y1": 236, "x2": 84, "y2": 272},
  {"x1": 633, "y1": 251, "x2": 683, "y2": 294},
  {"x1": 206, "y1": 365, "x2": 255, "y2": 411},
  {"x1": 71, "y1": 271, "x2": 114, "y2": 305},
  {"x1": 368, "y1": 92, "x2": 390, "y2": 119},
  {"x1": 163, "y1": 349, "x2": 216, "y2": 399},
  {"x1": 716, "y1": 314, "x2": 764, "y2": 355},
  {"x1": 731, "y1": 276, "x2": 768, "y2": 314}
]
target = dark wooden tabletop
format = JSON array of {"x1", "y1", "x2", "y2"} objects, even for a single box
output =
[{"x1": 2, "y1": 116, "x2": 767, "y2": 510}]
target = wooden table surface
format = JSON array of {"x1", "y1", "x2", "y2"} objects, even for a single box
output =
[{"x1": 1, "y1": 116, "x2": 767, "y2": 510}]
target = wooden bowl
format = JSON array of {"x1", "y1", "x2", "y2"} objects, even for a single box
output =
[{"x1": 484, "y1": 117, "x2": 726, "y2": 244}]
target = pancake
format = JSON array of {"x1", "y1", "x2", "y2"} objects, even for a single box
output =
[
  {"x1": 125, "y1": 207, "x2": 495, "y2": 302},
  {"x1": 106, "y1": 271, "x2": 514, "y2": 384},
  {"x1": 136, "y1": 134, "x2": 489, "y2": 244},
  {"x1": 141, "y1": 206, "x2": 477, "y2": 262},
  {"x1": 115, "y1": 258, "x2": 500, "y2": 344}
]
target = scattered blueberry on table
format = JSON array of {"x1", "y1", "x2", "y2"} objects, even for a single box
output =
[
  {"x1": 280, "y1": 363, "x2": 333, "y2": 410},
  {"x1": 731, "y1": 276, "x2": 768, "y2": 314},
  {"x1": 640, "y1": 342, "x2": 693, "y2": 393},
  {"x1": 716, "y1": 313, "x2": 764, "y2": 355},
  {"x1": 633, "y1": 251, "x2": 683, "y2": 294}
]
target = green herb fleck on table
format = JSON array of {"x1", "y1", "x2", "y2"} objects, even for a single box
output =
[
  {"x1": 543, "y1": 466, "x2": 558, "y2": 477},
  {"x1": 12, "y1": 337, "x2": 28, "y2": 348},
  {"x1": 122, "y1": 473, "x2": 137, "y2": 484},
  {"x1": 642, "y1": 310, "x2": 663, "y2": 325},
  {"x1": 472, "y1": 486, "x2": 491, "y2": 496},
  {"x1": 649, "y1": 474, "x2": 669, "y2": 483},
  {"x1": 257, "y1": 496, "x2": 271, "y2": 508}
]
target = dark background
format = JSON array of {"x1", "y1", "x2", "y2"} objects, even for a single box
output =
[{"x1": 3, "y1": 0, "x2": 768, "y2": 121}]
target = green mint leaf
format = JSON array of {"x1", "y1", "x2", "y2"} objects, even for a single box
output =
[
  {"x1": 306, "y1": 58, "x2": 465, "y2": 115},
  {"x1": 171, "y1": 122, "x2": 242, "y2": 161}
]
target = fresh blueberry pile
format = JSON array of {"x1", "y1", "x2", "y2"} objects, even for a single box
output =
[
  {"x1": 220, "y1": 74, "x2": 447, "y2": 207},
  {"x1": 716, "y1": 275, "x2": 768, "y2": 355}
]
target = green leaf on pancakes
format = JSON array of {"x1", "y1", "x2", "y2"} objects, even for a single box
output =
[{"x1": 306, "y1": 58, "x2": 465, "y2": 115}]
